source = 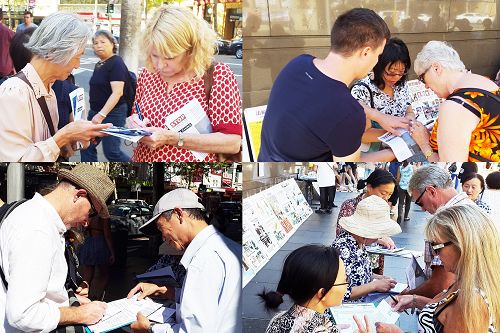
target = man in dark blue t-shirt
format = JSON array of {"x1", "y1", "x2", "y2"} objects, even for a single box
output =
[{"x1": 259, "y1": 8, "x2": 407, "y2": 162}]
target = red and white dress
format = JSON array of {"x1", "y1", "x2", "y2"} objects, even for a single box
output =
[{"x1": 131, "y1": 62, "x2": 242, "y2": 162}]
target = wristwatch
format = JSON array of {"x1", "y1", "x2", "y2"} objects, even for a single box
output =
[{"x1": 177, "y1": 131, "x2": 185, "y2": 147}]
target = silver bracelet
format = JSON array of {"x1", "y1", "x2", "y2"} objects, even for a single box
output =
[{"x1": 98, "y1": 111, "x2": 107, "y2": 118}]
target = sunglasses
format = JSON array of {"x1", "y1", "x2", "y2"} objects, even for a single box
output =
[
  {"x1": 414, "y1": 187, "x2": 428, "y2": 207},
  {"x1": 430, "y1": 241, "x2": 453, "y2": 255},
  {"x1": 87, "y1": 196, "x2": 98, "y2": 218},
  {"x1": 418, "y1": 66, "x2": 432, "y2": 85}
]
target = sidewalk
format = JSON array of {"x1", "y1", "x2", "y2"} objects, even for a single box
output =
[{"x1": 242, "y1": 189, "x2": 432, "y2": 333}]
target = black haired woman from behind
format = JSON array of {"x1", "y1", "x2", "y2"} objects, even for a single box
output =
[{"x1": 258, "y1": 245, "x2": 355, "y2": 333}]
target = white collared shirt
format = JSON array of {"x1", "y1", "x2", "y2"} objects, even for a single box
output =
[
  {"x1": 0, "y1": 193, "x2": 68, "y2": 332},
  {"x1": 0, "y1": 63, "x2": 60, "y2": 161},
  {"x1": 152, "y1": 225, "x2": 242, "y2": 333}
]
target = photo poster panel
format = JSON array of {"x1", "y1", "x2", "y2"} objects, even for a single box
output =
[
  {"x1": 243, "y1": 178, "x2": 313, "y2": 287},
  {"x1": 243, "y1": 105, "x2": 267, "y2": 161},
  {"x1": 407, "y1": 79, "x2": 442, "y2": 123}
]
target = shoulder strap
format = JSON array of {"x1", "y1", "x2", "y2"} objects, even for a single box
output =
[
  {"x1": 203, "y1": 61, "x2": 216, "y2": 104},
  {"x1": 0, "y1": 199, "x2": 28, "y2": 290},
  {"x1": 15, "y1": 71, "x2": 56, "y2": 136},
  {"x1": 434, "y1": 290, "x2": 459, "y2": 318},
  {"x1": 449, "y1": 87, "x2": 500, "y2": 104},
  {"x1": 350, "y1": 81, "x2": 374, "y2": 108}
]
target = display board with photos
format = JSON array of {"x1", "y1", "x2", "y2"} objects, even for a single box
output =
[
  {"x1": 407, "y1": 79, "x2": 442, "y2": 125},
  {"x1": 243, "y1": 178, "x2": 313, "y2": 287}
]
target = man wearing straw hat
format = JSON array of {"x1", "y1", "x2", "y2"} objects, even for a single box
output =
[
  {"x1": 126, "y1": 188, "x2": 242, "y2": 333},
  {"x1": 0, "y1": 164, "x2": 115, "y2": 332},
  {"x1": 333, "y1": 195, "x2": 401, "y2": 302}
]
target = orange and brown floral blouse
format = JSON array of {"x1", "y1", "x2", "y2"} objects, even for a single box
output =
[{"x1": 429, "y1": 88, "x2": 500, "y2": 161}]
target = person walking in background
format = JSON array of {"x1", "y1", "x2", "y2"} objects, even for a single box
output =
[
  {"x1": 484, "y1": 171, "x2": 500, "y2": 227},
  {"x1": 81, "y1": 30, "x2": 130, "y2": 162},
  {"x1": 0, "y1": 11, "x2": 14, "y2": 80},
  {"x1": 396, "y1": 160, "x2": 413, "y2": 224},
  {"x1": 78, "y1": 215, "x2": 115, "y2": 301},
  {"x1": 15, "y1": 11, "x2": 37, "y2": 33},
  {"x1": 315, "y1": 162, "x2": 337, "y2": 214}
]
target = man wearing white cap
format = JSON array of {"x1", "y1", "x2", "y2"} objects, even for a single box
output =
[
  {"x1": 127, "y1": 188, "x2": 242, "y2": 333},
  {"x1": 0, "y1": 164, "x2": 114, "y2": 332},
  {"x1": 333, "y1": 195, "x2": 401, "y2": 302}
]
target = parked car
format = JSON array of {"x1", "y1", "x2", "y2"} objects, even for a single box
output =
[
  {"x1": 108, "y1": 203, "x2": 153, "y2": 236},
  {"x1": 216, "y1": 37, "x2": 231, "y2": 55},
  {"x1": 456, "y1": 12, "x2": 492, "y2": 24},
  {"x1": 112, "y1": 198, "x2": 151, "y2": 209},
  {"x1": 229, "y1": 38, "x2": 243, "y2": 59}
]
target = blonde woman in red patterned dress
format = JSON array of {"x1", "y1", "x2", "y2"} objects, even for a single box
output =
[{"x1": 126, "y1": 5, "x2": 242, "y2": 162}]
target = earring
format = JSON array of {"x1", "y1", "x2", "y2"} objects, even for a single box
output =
[{"x1": 368, "y1": 71, "x2": 375, "y2": 80}]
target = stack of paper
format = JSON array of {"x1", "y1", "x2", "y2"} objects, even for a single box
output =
[{"x1": 85, "y1": 295, "x2": 163, "y2": 333}]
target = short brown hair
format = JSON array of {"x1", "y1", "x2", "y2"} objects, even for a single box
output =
[{"x1": 330, "y1": 8, "x2": 390, "y2": 56}]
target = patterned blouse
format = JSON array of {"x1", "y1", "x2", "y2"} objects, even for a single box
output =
[
  {"x1": 429, "y1": 88, "x2": 500, "y2": 162},
  {"x1": 418, "y1": 289, "x2": 496, "y2": 333},
  {"x1": 336, "y1": 193, "x2": 384, "y2": 272},
  {"x1": 266, "y1": 304, "x2": 339, "y2": 333},
  {"x1": 350, "y1": 76, "x2": 411, "y2": 118},
  {"x1": 475, "y1": 198, "x2": 492, "y2": 214},
  {"x1": 131, "y1": 62, "x2": 242, "y2": 162},
  {"x1": 332, "y1": 229, "x2": 372, "y2": 302}
]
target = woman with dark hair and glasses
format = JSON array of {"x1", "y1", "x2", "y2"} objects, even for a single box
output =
[
  {"x1": 358, "y1": 205, "x2": 500, "y2": 333},
  {"x1": 351, "y1": 37, "x2": 416, "y2": 152},
  {"x1": 411, "y1": 41, "x2": 499, "y2": 162},
  {"x1": 258, "y1": 245, "x2": 351, "y2": 332}
]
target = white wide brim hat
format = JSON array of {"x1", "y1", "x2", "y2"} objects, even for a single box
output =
[{"x1": 339, "y1": 195, "x2": 402, "y2": 239}]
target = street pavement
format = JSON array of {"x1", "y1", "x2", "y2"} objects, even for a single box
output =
[
  {"x1": 243, "y1": 188, "x2": 433, "y2": 333},
  {"x1": 69, "y1": 46, "x2": 242, "y2": 162}
]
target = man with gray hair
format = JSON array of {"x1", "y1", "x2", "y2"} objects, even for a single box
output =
[
  {"x1": 126, "y1": 188, "x2": 242, "y2": 333},
  {"x1": 402, "y1": 164, "x2": 473, "y2": 298},
  {"x1": 0, "y1": 164, "x2": 115, "y2": 332}
]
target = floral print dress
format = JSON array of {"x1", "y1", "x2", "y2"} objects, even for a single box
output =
[
  {"x1": 266, "y1": 304, "x2": 339, "y2": 333},
  {"x1": 429, "y1": 88, "x2": 500, "y2": 162}
]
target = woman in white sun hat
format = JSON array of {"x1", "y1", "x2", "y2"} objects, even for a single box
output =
[{"x1": 332, "y1": 195, "x2": 402, "y2": 303}]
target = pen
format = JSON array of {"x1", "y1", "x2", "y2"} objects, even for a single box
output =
[
  {"x1": 389, "y1": 294, "x2": 409, "y2": 315},
  {"x1": 135, "y1": 101, "x2": 144, "y2": 121}
]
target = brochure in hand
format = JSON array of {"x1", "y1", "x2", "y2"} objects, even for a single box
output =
[{"x1": 100, "y1": 126, "x2": 152, "y2": 143}]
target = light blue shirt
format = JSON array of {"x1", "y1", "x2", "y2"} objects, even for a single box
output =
[
  {"x1": 152, "y1": 225, "x2": 242, "y2": 333},
  {"x1": 398, "y1": 164, "x2": 413, "y2": 190},
  {"x1": 15, "y1": 23, "x2": 38, "y2": 33}
]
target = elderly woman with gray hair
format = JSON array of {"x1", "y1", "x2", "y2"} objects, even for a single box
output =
[
  {"x1": 410, "y1": 41, "x2": 499, "y2": 162},
  {"x1": 0, "y1": 12, "x2": 111, "y2": 162}
]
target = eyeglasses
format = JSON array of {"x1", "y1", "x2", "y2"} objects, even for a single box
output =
[
  {"x1": 87, "y1": 197, "x2": 98, "y2": 218},
  {"x1": 414, "y1": 188, "x2": 428, "y2": 207},
  {"x1": 332, "y1": 281, "x2": 350, "y2": 287},
  {"x1": 418, "y1": 66, "x2": 432, "y2": 85},
  {"x1": 384, "y1": 70, "x2": 408, "y2": 78},
  {"x1": 430, "y1": 241, "x2": 453, "y2": 255}
]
